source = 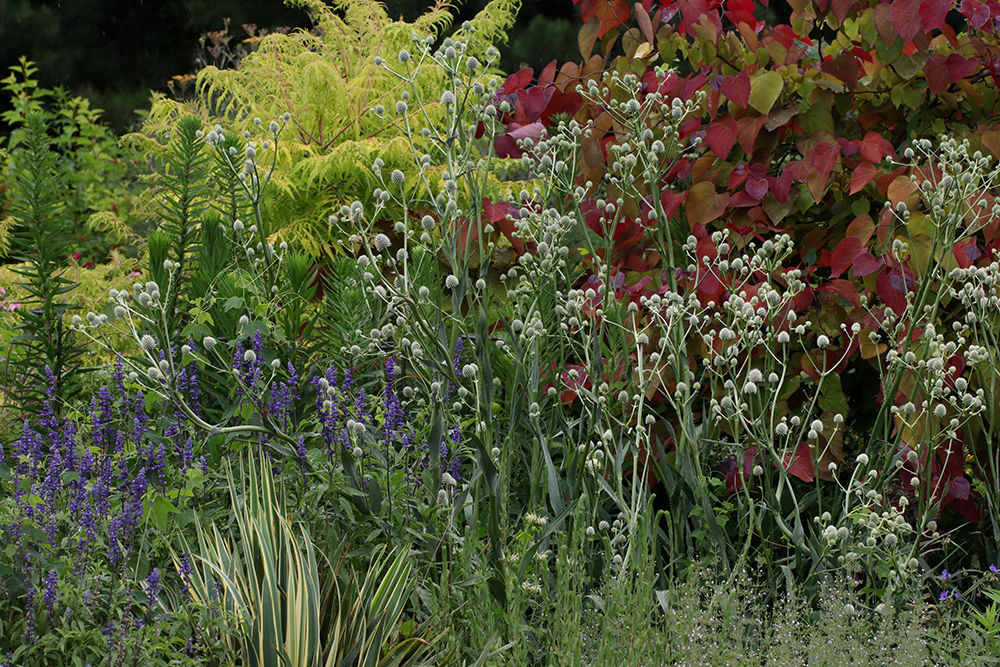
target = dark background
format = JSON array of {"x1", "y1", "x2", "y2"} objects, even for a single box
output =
[{"x1": 0, "y1": 0, "x2": 582, "y2": 133}]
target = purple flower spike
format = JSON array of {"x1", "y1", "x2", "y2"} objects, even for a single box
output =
[
  {"x1": 146, "y1": 568, "x2": 161, "y2": 608},
  {"x1": 43, "y1": 569, "x2": 58, "y2": 611}
]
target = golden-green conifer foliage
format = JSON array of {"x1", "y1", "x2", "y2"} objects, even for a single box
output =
[{"x1": 137, "y1": 0, "x2": 521, "y2": 259}]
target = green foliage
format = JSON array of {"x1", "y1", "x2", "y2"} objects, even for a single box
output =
[
  {"x1": 0, "y1": 57, "x2": 144, "y2": 263},
  {"x1": 146, "y1": 115, "x2": 212, "y2": 339},
  {"x1": 5, "y1": 110, "x2": 88, "y2": 413},
  {"x1": 179, "y1": 450, "x2": 435, "y2": 667}
]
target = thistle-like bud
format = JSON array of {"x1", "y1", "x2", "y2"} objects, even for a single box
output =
[
  {"x1": 203, "y1": 336, "x2": 217, "y2": 351},
  {"x1": 140, "y1": 335, "x2": 157, "y2": 351}
]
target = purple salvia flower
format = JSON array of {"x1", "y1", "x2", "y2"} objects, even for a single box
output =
[
  {"x1": 382, "y1": 358, "x2": 406, "y2": 451},
  {"x1": 146, "y1": 568, "x2": 161, "y2": 608},
  {"x1": 132, "y1": 390, "x2": 147, "y2": 444},
  {"x1": 155, "y1": 441, "x2": 167, "y2": 487},
  {"x1": 128, "y1": 468, "x2": 147, "y2": 529},
  {"x1": 43, "y1": 569, "x2": 58, "y2": 612},
  {"x1": 181, "y1": 437, "x2": 195, "y2": 470},
  {"x1": 107, "y1": 515, "x2": 123, "y2": 567},
  {"x1": 23, "y1": 580, "x2": 37, "y2": 643},
  {"x1": 179, "y1": 552, "x2": 194, "y2": 599}
]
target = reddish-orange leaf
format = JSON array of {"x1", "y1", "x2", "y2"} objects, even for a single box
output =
[
  {"x1": 831, "y1": 0, "x2": 856, "y2": 24},
  {"x1": 890, "y1": 0, "x2": 922, "y2": 45},
  {"x1": 817, "y1": 279, "x2": 861, "y2": 308},
  {"x1": 784, "y1": 442, "x2": 816, "y2": 483},
  {"x1": 580, "y1": 0, "x2": 632, "y2": 38},
  {"x1": 846, "y1": 214, "x2": 875, "y2": 244},
  {"x1": 850, "y1": 161, "x2": 879, "y2": 194},
  {"x1": 925, "y1": 54, "x2": 976, "y2": 95},
  {"x1": 736, "y1": 116, "x2": 767, "y2": 155},
  {"x1": 810, "y1": 141, "x2": 839, "y2": 179},
  {"x1": 706, "y1": 118, "x2": 738, "y2": 160},
  {"x1": 635, "y1": 2, "x2": 655, "y2": 43},
  {"x1": 887, "y1": 175, "x2": 917, "y2": 207},
  {"x1": 720, "y1": 69, "x2": 751, "y2": 107},
  {"x1": 821, "y1": 54, "x2": 860, "y2": 89},
  {"x1": 859, "y1": 131, "x2": 888, "y2": 163},
  {"x1": 982, "y1": 130, "x2": 1000, "y2": 160},
  {"x1": 874, "y1": 2, "x2": 898, "y2": 46},
  {"x1": 919, "y1": 0, "x2": 950, "y2": 32},
  {"x1": 686, "y1": 182, "x2": 730, "y2": 227},
  {"x1": 830, "y1": 236, "x2": 864, "y2": 278}
]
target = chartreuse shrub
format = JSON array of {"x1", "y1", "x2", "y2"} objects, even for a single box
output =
[{"x1": 135, "y1": 0, "x2": 521, "y2": 259}]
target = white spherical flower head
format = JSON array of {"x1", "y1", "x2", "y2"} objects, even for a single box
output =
[
  {"x1": 268, "y1": 120, "x2": 280, "y2": 133},
  {"x1": 396, "y1": 100, "x2": 408, "y2": 115},
  {"x1": 816, "y1": 334, "x2": 830, "y2": 348},
  {"x1": 398, "y1": 49, "x2": 411, "y2": 62},
  {"x1": 114, "y1": 305, "x2": 127, "y2": 319},
  {"x1": 374, "y1": 234, "x2": 391, "y2": 252},
  {"x1": 239, "y1": 315, "x2": 250, "y2": 327},
  {"x1": 440, "y1": 90, "x2": 455, "y2": 106},
  {"x1": 855, "y1": 453, "x2": 869, "y2": 465},
  {"x1": 181, "y1": 344, "x2": 192, "y2": 356},
  {"x1": 244, "y1": 350, "x2": 257, "y2": 363},
  {"x1": 140, "y1": 334, "x2": 157, "y2": 351},
  {"x1": 421, "y1": 215, "x2": 436, "y2": 230},
  {"x1": 203, "y1": 336, "x2": 217, "y2": 351},
  {"x1": 233, "y1": 219, "x2": 244, "y2": 231},
  {"x1": 390, "y1": 169, "x2": 405, "y2": 184},
  {"x1": 811, "y1": 419, "x2": 824, "y2": 432},
  {"x1": 445, "y1": 274, "x2": 460, "y2": 289}
]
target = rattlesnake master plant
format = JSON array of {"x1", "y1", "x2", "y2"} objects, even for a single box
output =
[{"x1": 347, "y1": 15, "x2": 1000, "y2": 621}]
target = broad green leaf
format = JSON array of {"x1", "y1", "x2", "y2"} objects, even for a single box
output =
[{"x1": 748, "y1": 71, "x2": 784, "y2": 115}]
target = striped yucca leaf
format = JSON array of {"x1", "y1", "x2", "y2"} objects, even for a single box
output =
[{"x1": 174, "y1": 450, "x2": 433, "y2": 667}]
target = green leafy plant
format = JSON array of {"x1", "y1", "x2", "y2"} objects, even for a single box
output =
[
  {"x1": 180, "y1": 449, "x2": 435, "y2": 667},
  {"x1": 1, "y1": 56, "x2": 143, "y2": 263},
  {"x1": 4, "y1": 110, "x2": 89, "y2": 413}
]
